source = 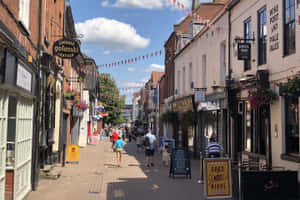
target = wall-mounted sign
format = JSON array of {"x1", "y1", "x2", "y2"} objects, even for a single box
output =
[
  {"x1": 204, "y1": 158, "x2": 232, "y2": 199},
  {"x1": 171, "y1": 96, "x2": 194, "y2": 112},
  {"x1": 194, "y1": 90, "x2": 206, "y2": 103},
  {"x1": 198, "y1": 100, "x2": 220, "y2": 111},
  {"x1": 238, "y1": 43, "x2": 251, "y2": 60},
  {"x1": 16, "y1": 63, "x2": 32, "y2": 92},
  {"x1": 53, "y1": 38, "x2": 80, "y2": 59},
  {"x1": 269, "y1": 5, "x2": 279, "y2": 52}
]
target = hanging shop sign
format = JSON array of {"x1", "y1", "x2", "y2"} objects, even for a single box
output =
[
  {"x1": 194, "y1": 89, "x2": 206, "y2": 103},
  {"x1": 204, "y1": 158, "x2": 232, "y2": 199},
  {"x1": 53, "y1": 38, "x2": 80, "y2": 59},
  {"x1": 238, "y1": 43, "x2": 251, "y2": 60},
  {"x1": 16, "y1": 63, "x2": 32, "y2": 92},
  {"x1": 171, "y1": 96, "x2": 194, "y2": 112}
]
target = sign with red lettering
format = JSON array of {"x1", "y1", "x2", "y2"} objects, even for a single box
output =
[{"x1": 204, "y1": 158, "x2": 232, "y2": 199}]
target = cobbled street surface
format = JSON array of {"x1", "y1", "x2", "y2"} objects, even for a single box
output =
[{"x1": 27, "y1": 139, "x2": 203, "y2": 200}]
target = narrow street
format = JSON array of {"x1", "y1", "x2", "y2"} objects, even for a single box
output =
[{"x1": 27, "y1": 139, "x2": 203, "y2": 200}]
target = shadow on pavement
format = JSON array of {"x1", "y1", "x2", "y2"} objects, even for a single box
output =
[{"x1": 106, "y1": 141, "x2": 203, "y2": 200}]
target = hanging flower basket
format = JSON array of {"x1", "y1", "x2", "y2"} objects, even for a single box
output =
[
  {"x1": 278, "y1": 76, "x2": 300, "y2": 97},
  {"x1": 64, "y1": 88, "x2": 76, "y2": 100},
  {"x1": 248, "y1": 86, "x2": 277, "y2": 109}
]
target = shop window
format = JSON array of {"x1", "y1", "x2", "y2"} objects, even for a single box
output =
[
  {"x1": 285, "y1": 96, "x2": 299, "y2": 155},
  {"x1": 244, "y1": 18, "x2": 252, "y2": 71},
  {"x1": 6, "y1": 96, "x2": 17, "y2": 167},
  {"x1": 284, "y1": 0, "x2": 296, "y2": 56},
  {"x1": 244, "y1": 101, "x2": 255, "y2": 152},
  {"x1": 258, "y1": 6, "x2": 267, "y2": 65}
]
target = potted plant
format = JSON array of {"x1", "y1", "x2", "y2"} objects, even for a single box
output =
[
  {"x1": 248, "y1": 86, "x2": 277, "y2": 109},
  {"x1": 79, "y1": 101, "x2": 89, "y2": 111},
  {"x1": 64, "y1": 88, "x2": 76, "y2": 100}
]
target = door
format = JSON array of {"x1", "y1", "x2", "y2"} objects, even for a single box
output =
[
  {"x1": 14, "y1": 97, "x2": 33, "y2": 200},
  {"x1": 0, "y1": 91, "x2": 8, "y2": 200}
]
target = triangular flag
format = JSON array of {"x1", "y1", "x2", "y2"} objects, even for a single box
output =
[
  {"x1": 189, "y1": 11, "x2": 192, "y2": 17},
  {"x1": 177, "y1": 2, "x2": 180, "y2": 8},
  {"x1": 186, "y1": 8, "x2": 189, "y2": 15},
  {"x1": 181, "y1": 4, "x2": 184, "y2": 11},
  {"x1": 155, "y1": 51, "x2": 158, "y2": 56}
]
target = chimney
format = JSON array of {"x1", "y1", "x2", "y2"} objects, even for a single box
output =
[{"x1": 192, "y1": 0, "x2": 198, "y2": 10}]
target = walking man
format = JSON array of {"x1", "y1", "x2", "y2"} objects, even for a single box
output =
[
  {"x1": 206, "y1": 137, "x2": 223, "y2": 158},
  {"x1": 144, "y1": 129, "x2": 156, "y2": 167},
  {"x1": 114, "y1": 136, "x2": 125, "y2": 167}
]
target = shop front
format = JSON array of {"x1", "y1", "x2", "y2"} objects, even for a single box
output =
[
  {"x1": 0, "y1": 47, "x2": 37, "y2": 200},
  {"x1": 171, "y1": 95, "x2": 197, "y2": 155},
  {"x1": 229, "y1": 70, "x2": 273, "y2": 168}
]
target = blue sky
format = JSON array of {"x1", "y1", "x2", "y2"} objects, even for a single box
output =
[{"x1": 70, "y1": 0, "x2": 210, "y2": 103}]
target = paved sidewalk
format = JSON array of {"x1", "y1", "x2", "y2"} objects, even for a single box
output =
[{"x1": 27, "y1": 139, "x2": 204, "y2": 200}]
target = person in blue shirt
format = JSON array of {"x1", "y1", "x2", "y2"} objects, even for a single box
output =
[
  {"x1": 114, "y1": 137, "x2": 125, "y2": 167},
  {"x1": 206, "y1": 137, "x2": 223, "y2": 158}
]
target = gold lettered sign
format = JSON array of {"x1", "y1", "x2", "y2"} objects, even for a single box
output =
[
  {"x1": 66, "y1": 144, "x2": 79, "y2": 162},
  {"x1": 53, "y1": 38, "x2": 80, "y2": 59},
  {"x1": 204, "y1": 158, "x2": 232, "y2": 199},
  {"x1": 171, "y1": 96, "x2": 194, "y2": 112}
]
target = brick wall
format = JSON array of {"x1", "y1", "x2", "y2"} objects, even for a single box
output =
[
  {"x1": 5, "y1": 170, "x2": 14, "y2": 200},
  {"x1": 0, "y1": 0, "x2": 40, "y2": 60}
]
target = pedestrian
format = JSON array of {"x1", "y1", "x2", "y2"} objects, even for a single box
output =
[
  {"x1": 136, "y1": 134, "x2": 142, "y2": 152},
  {"x1": 114, "y1": 136, "x2": 125, "y2": 167},
  {"x1": 122, "y1": 127, "x2": 126, "y2": 141},
  {"x1": 143, "y1": 129, "x2": 156, "y2": 167},
  {"x1": 111, "y1": 130, "x2": 119, "y2": 151},
  {"x1": 128, "y1": 127, "x2": 132, "y2": 143},
  {"x1": 206, "y1": 137, "x2": 223, "y2": 158}
]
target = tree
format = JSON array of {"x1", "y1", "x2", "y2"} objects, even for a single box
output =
[{"x1": 99, "y1": 73, "x2": 126, "y2": 125}]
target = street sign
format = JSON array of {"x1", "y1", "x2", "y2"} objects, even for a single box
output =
[
  {"x1": 53, "y1": 38, "x2": 80, "y2": 59},
  {"x1": 238, "y1": 43, "x2": 251, "y2": 60},
  {"x1": 204, "y1": 158, "x2": 232, "y2": 199}
]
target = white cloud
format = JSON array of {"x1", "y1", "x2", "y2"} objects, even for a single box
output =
[
  {"x1": 102, "y1": 0, "x2": 192, "y2": 10},
  {"x1": 103, "y1": 50, "x2": 110, "y2": 55},
  {"x1": 82, "y1": 49, "x2": 92, "y2": 54},
  {"x1": 76, "y1": 18, "x2": 150, "y2": 51},
  {"x1": 128, "y1": 67, "x2": 136, "y2": 72},
  {"x1": 141, "y1": 77, "x2": 149, "y2": 83},
  {"x1": 145, "y1": 64, "x2": 164, "y2": 72},
  {"x1": 101, "y1": 0, "x2": 109, "y2": 6},
  {"x1": 121, "y1": 81, "x2": 144, "y2": 87}
]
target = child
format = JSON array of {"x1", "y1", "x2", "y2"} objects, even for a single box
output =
[{"x1": 114, "y1": 137, "x2": 125, "y2": 167}]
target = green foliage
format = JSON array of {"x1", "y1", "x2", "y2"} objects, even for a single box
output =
[
  {"x1": 99, "y1": 73, "x2": 126, "y2": 125},
  {"x1": 279, "y1": 76, "x2": 300, "y2": 97},
  {"x1": 161, "y1": 110, "x2": 179, "y2": 123}
]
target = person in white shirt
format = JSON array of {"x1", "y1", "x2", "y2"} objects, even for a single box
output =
[{"x1": 144, "y1": 129, "x2": 157, "y2": 167}]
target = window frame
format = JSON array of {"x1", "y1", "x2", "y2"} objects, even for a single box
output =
[
  {"x1": 19, "y1": 0, "x2": 31, "y2": 31},
  {"x1": 283, "y1": 0, "x2": 296, "y2": 56},
  {"x1": 244, "y1": 17, "x2": 252, "y2": 71},
  {"x1": 257, "y1": 6, "x2": 267, "y2": 66}
]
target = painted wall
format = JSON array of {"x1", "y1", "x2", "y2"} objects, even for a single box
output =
[
  {"x1": 230, "y1": 0, "x2": 300, "y2": 177},
  {"x1": 174, "y1": 11, "x2": 229, "y2": 96}
]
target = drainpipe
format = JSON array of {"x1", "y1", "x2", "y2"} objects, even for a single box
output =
[
  {"x1": 31, "y1": 0, "x2": 43, "y2": 191},
  {"x1": 59, "y1": 0, "x2": 66, "y2": 166},
  {"x1": 227, "y1": 5, "x2": 232, "y2": 160}
]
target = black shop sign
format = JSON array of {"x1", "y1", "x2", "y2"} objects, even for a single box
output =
[
  {"x1": 53, "y1": 38, "x2": 80, "y2": 59},
  {"x1": 169, "y1": 149, "x2": 191, "y2": 178},
  {"x1": 238, "y1": 43, "x2": 251, "y2": 60}
]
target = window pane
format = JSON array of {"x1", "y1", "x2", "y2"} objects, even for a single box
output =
[
  {"x1": 285, "y1": 97, "x2": 299, "y2": 154},
  {"x1": 291, "y1": 7, "x2": 295, "y2": 21}
]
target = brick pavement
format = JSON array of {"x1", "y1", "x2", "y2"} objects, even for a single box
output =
[{"x1": 27, "y1": 139, "x2": 204, "y2": 200}]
